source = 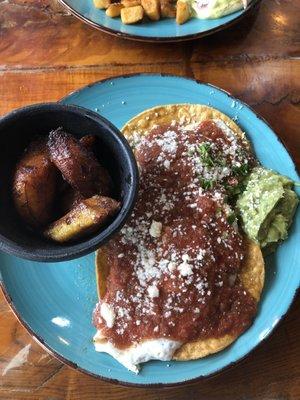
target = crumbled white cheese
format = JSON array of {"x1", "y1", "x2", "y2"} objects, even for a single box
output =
[
  {"x1": 163, "y1": 159, "x2": 171, "y2": 169},
  {"x1": 167, "y1": 261, "x2": 176, "y2": 272},
  {"x1": 182, "y1": 254, "x2": 190, "y2": 262},
  {"x1": 214, "y1": 119, "x2": 237, "y2": 142},
  {"x1": 197, "y1": 249, "x2": 206, "y2": 260},
  {"x1": 147, "y1": 284, "x2": 159, "y2": 298},
  {"x1": 149, "y1": 220, "x2": 162, "y2": 238},
  {"x1": 156, "y1": 130, "x2": 178, "y2": 154},
  {"x1": 100, "y1": 303, "x2": 116, "y2": 328},
  {"x1": 178, "y1": 261, "x2": 193, "y2": 277}
]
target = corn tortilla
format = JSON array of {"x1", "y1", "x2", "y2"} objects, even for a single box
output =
[
  {"x1": 122, "y1": 104, "x2": 249, "y2": 148},
  {"x1": 95, "y1": 104, "x2": 265, "y2": 361}
]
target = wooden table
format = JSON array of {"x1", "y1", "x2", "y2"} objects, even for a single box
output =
[{"x1": 0, "y1": 1, "x2": 299, "y2": 398}]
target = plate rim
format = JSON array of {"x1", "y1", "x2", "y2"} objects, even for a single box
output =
[
  {"x1": 58, "y1": 0, "x2": 262, "y2": 43},
  {"x1": 2, "y1": 276, "x2": 298, "y2": 388},
  {"x1": 1, "y1": 72, "x2": 299, "y2": 387}
]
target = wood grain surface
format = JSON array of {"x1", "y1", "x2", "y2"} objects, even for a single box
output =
[{"x1": 0, "y1": 0, "x2": 299, "y2": 399}]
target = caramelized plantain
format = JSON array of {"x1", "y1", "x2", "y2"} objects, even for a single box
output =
[
  {"x1": 80, "y1": 134, "x2": 97, "y2": 153},
  {"x1": 12, "y1": 137, "x2": 57, "y2": 228},
  {"x1": 44, "y1": 195, "x2": 120, "y2": 243},
  {"x1": 48, "y1": 128, "x2": 112, "y2": 198}
]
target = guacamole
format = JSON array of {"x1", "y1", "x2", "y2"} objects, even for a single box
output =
[
  {"x1": 236, "y1": 167, "x2": 299, "y2": 252},
  {"x1": 192, "y1": 0, "x2": 250, "y2": 20}
]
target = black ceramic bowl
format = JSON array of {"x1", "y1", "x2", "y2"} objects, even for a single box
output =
[{"x1": 0, "y1": 103, "x2": 138, "y2": 262}]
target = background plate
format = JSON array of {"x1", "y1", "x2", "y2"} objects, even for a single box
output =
[
  {"x1": 59, "y1": 0, "x2": 261, "y2": 42},
  {"x1": 0, "y1": 74, "x2": 299, "y2": 386}
]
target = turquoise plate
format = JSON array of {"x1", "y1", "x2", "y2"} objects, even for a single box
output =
[
  {"x1": 0, "y1": 74, "x2": 299, "y2": 386},
  {"x1": 58, "y1": 0, "x2": 261, "y2": 42}
]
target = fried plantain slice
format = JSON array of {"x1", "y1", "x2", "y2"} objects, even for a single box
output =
[
  {"x1": 80, "y1": 134, "x2": 97, "y2": 153},
  {"x1": 13, "y1": 137, "x2": 58, "y2": 228},
  {"x1": 44, "y1": 195, "x2": 120, "y2": 243},
  {"x1": 58, "y1": 135, "x2": 98, "y2": 213},
  {"x1": 48, "y1": 128, "x2": 112, "y2": 198}
]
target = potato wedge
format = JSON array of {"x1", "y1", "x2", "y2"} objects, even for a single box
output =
[
  {"x1": 121, "y1": 5, "x2": 144, "y2": 24},
  {"x1": 160, "y1": 0, "x2": 176, "y2": 18},
  {"x1": 13, "y1": 138, "x2": 57, "y2": 228},
  {"x1": 106, "y1": 3, "x2": 124, "y2": 17},
  {"x1": 121, "y1": 0, "x2": 141, "y2": 7},
  {"x1": 45, "y1": 195, "x2": 120, "y2": 243},
  {"x1": 176, "y1": 1, "x2": 190, "y2": 24},
  {"x1": 94, "y1": 0, "x2": 111, "y2": 9},
  {"x1": 141, "y1": 0, "x2": 160, "y2": 20},
  {"x1": 48, "y1": 128, "x2": 112, "y2": 198}
]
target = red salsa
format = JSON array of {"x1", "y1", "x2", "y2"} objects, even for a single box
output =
[{"x1": 93, "y1": 120, "x2": 257, "y2": 348}]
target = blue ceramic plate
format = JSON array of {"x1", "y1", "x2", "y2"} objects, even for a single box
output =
[
  {"x1": 58, "y1": 0, "x2": 261, "y2": 42},
  {"x1": 0, "y1": 74, "x2": 299, "y2": 386}
]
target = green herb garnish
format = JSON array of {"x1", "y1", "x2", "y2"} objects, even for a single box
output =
[
  {"x1": 216, "y1": 207, "x2": 222, "y2": 217},
  {"x1": 222, "y1": 231, "x2": 229, "y2": 239},
  {"x1": 197, "y1": 143, "x2": 214, "y2": 168},
  {"x1": 200, "y1": 178, "x2": 215, "y2": 190},
  {"x1": 232, "y1": 163, "x2": 250, "y2": 177},
  {"x1": 224, "y1": 181, "x2": 246, "y2": 198},
  {"x1": 227, "y1": 213, "x2": 236, "y2": 224},
  {"x1": 218, "y1": 157, "x2": 227, "y2": 167}
]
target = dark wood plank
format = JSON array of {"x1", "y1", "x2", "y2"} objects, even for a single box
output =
[
  {"x1": 0, "y1": 60, "x2": 298, "y2": 164},
  {"x1": 0, "y1": 0, "x2": 299, "y2": 399},
  {"x1": 192, "y1": 0, "x2": 300, "y2": 61},
  {"x1": 0, "y1": 0, "x2": 186, "y2": 68},
  {"x1": 0, "y1": 0, "x2": 298, "y2": 69}
]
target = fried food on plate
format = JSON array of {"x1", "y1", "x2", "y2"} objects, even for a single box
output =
[
  {"x1": 94, "y1": 0, "x2": 111, "y2": 9},
  {"x1": 45, "y1": 195, "x2": 120, "y2": 243},
  {"x1": 106, "y1": 3, "x2": 124, "y2": 17},
  {"x1": 160, "y1": 0, "x2": 176, "y2": 18},
  {"x1": 141, "y1": 0, "x2": 160, "y2": 20},
  {"x1": 176, "y1": 1, "x2": 190, "y2": 24},
  {"x1": 93, "y1": 0, "x2": 252, "y2": 25},
  {"x1": 48, "y1": 128, "x2": 112, "y2": 198},
  {"x1": 121, "y1": 5, "x2": 144, "y2": 24},
  {"x1": 121, "y1": 0, "x2": 141, "y2": 7},
  {"x1": 13, "y1": 138, "x2": 57, "y2": 228}
]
